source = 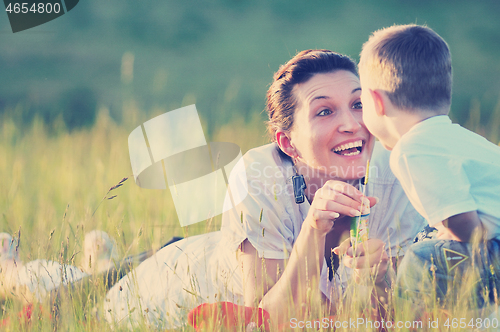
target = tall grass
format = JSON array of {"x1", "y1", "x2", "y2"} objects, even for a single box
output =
[{"x1": 1, "y1": 97, "x2": 499, "y2": 331}]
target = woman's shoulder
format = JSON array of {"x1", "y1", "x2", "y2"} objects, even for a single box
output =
[
  {"x1": 243, "y1": 143, "x2": 288, "y2": 166},
  {"x1": 242, "y1": 143, "x2": 293, "y2": 181},
  {"x1": 221, "y1": 143, "x2": 299, "y2": 258}
]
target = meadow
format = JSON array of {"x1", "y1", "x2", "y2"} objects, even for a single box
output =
[
  {"x1": 0, "y1": 100, "x2": 271, "y2": 331},
  {"x1": 1, "y1": 0, "x2": 500, "y2": 329},
  {"x1": 1, "y1": 95, "x2": 500, "y2": 331}
]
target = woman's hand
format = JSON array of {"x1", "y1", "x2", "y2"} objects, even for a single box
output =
[
  {"x1": 333, "y1": 238, "x2": 389, "y2": 284},
  {"x1": 306, "y1": 180, "x2": 377, "y2": 235}
]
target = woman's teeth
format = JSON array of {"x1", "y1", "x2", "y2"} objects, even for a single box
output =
[
  {"x1": 342, "y1": 150, "x2": 360, "y2": 156},
  {"x1": 333, "y1": 140, "x2": 363, "y2": 156}
]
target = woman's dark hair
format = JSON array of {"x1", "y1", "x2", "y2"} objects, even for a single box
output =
[{"x1": 266, "y1": 50, "x2": 358, "y2": 141}]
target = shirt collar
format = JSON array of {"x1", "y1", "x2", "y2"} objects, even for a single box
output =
[{"x1": 407, "y1": 115, "x2": 451, "y2": 134}]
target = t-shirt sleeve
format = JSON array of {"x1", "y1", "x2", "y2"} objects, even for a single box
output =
[
  {"x1": 391, "y1": 151, "x2": 477, "y2": 226},
  {"x1": 221, "y1": 149, "x2": 296, "y2": 260}
]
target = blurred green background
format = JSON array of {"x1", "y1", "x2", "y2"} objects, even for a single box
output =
[
  {"x1": 1, "y1": 0, "x2": 500, "y2": 257},
  {"x1": 2, "y1": 0, "x2": 500, "y2": 138}
]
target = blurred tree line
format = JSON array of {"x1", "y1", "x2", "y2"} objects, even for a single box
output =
[{"x1": 1, "y1": 0, "x2": 499, "y2": 138}]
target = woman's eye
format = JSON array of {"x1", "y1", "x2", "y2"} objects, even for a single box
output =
[
  {"x1": 352, "y1": 101, "x2": 363, "y2": 110},
  {"x1": 317, "y1": 109, "x2": 332, "y2": 116}
]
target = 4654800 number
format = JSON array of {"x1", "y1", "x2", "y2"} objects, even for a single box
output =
[
  {"x1": 444, "y1": 317, "x2": 499, "y2": 329},
  {"x1": 5, "y1": 2, "x2": 61, "y2": 14}
]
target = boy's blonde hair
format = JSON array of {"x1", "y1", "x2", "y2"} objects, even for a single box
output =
[{"x1": 359, "y1": 24, "x2": 452, "y2": 113}]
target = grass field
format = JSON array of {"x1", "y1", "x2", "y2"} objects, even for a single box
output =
[{"x1": 1, "y1": 99, "x2": 500, "y2": 331}]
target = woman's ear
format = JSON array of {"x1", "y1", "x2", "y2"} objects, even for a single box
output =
[{"x1": 276, "y1": 130, "x2": 297, "y2": 158}]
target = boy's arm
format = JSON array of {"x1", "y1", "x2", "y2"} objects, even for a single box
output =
[{"x1": 440, "y1": 210, "x2": 483, "y2": 242}]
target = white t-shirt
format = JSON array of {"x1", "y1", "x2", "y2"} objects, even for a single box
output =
[
  {"x1": 221, "y1": 142, "x2": 426, "y2": 299},
  {"x1": 390, "y1": 115, "x2": 500, "y2": 239}
]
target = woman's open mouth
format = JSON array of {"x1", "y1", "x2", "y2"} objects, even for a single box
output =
[{"x1": 332, "y1": 140, "x2": 363, "y2": 156}]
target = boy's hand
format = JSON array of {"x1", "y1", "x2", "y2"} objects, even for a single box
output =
[
  {"x1": 436, "y1": 211, "x2": 483, "y2": 242},
  {"x1": 434, "y1": 222, "x2": 461, "y2": 241},
  {"x1": 333, "y1": 238, "x2": 389, "y2": 284}
]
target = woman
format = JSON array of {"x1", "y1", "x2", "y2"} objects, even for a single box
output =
[{"x1": 104, "y1": 50, "x2": 425, "y2": 329}]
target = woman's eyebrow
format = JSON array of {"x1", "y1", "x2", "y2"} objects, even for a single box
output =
[
  {"x1": 352, "y1": 87, "x2": 361, "y2": 94},
  {"x1": 311, "y1": 95, "x2": 329, "y2": 102},
  {"x1": 308, "y1": 95, "x2": 329, "y2": 107}
]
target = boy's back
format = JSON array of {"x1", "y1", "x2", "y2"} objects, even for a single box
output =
[{"x1": 390, "y1": 114, "x2": 500, "y2": 239}]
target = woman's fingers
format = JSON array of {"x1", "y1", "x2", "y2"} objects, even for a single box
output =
[
  {"x1": 343, "y1": 239, "x2": 387, "y2": 269},
  {"x1": 344, "y1": 248, "x2": 388, "y2": 270},
  {"x1": 314, "y1": 197, "x2": 369, "y2": 218},
  {"x1": 307, "y1": 181, "x2": 377, "y2": 235},
  {"x1": 310, "y1": 206, "x2": 340, "y2": 220},
  {"x1": 314, "y1": 187, "x2": 371, "y2": 217},
  {"x1": 332, "y1": 238, "x2": 351, "y2": 256},
  {"x1": 308, "y1": 210, "x2": 336, "y2": 232},
  {"x1": 323, "y1": 181, "x2": 364, "y2": 202},
  {"x1": 320, "y1": 181, "x2": 378, "y2": 208},
  {"x1": 350, "y1": 254, "x2": 389, "y2": 284},
  {"x1": 367, "y1": 196, "x2": 379, "y2": 208},
  {"x1": 347, "y1": 238, "x2": 385, "y2": 256}
]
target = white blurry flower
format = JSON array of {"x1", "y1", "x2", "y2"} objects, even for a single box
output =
[{"x1": 82, "y1": 230, "x2": 119, "y2": 274}]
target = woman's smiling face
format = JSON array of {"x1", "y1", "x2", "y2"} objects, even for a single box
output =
[{"x1": 288, "y1": 70, "x2": 374, "y2": 180}]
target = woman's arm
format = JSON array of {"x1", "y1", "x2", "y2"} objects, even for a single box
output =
[
  {"x1": 238, "y1": 180, "x2": 376, "y2": 324},
  {"x1": 239, "y1": 222, "x2": 326, "y2": 324},
  {"x1": 238, "y1": 239, "x2": 285, "y2": 308}
]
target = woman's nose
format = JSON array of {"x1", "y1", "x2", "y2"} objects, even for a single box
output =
[{"x1": 337, "y1": 109, "x2": 361, "y2": 134}]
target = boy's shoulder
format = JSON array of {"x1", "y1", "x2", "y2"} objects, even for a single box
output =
[
  {"x1": 391, "y1": 116, "x2": 448, "y2": 165},
  {"x1": 394, "y1": 115, "x2": 499, "y2": 159},
  {"x1": 390, "y1": 115, "x2": 500, "y2": 182}
]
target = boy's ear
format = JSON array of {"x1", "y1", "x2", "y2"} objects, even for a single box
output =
[
  {"x1": 370, "y1": 89, "x2": 387, "y2": 117},
  {"x1": 276, "y1": 130, "x2": 297, "y2": 158}
]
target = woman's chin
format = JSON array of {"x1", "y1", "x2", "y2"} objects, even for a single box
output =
[{"x1": 329, "y1": 151, "x2": 370, "y2": 180}]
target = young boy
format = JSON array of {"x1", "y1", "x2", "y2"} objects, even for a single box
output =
[{"x1": 358, "y1": 24, "x2": 500, "y2": 308}]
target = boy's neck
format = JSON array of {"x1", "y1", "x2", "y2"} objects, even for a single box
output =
[{"x1": 390, "y1": 107, "x2": 448, "y2": 141}]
